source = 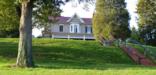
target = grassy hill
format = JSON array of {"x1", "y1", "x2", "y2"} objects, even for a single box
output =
[
  {"x1": 130, "y1": 44, "x2": 156, "y2": 63},
  {"x1": 0, "y1": 38, "x2": 156, "y2": 75}
]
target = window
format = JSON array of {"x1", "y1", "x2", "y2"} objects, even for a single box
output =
[
  {"x1": 70, "y1": 25, "x2": 73, "y2": 33},
  {"x1": 70, "y1": 24, "x2": 80, "y2": 33},
  {"x1": 91, "y1": 27, "x2": 92, "y2": 33},
  {"x1": 59, "y1": 25, "x2": 63, "y2": 32},
  {"x1": 74, "y1": 25, "x2": 78, "y2": 33},
  {"x1": 85, "y1": 26, "x2": 92, "y2": 34},
  {"x1": 85, "y1": 26, "x2": 88, "y2": 33}
]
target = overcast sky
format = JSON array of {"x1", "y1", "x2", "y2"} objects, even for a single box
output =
[
  {"x1": 61, "y1": 0, "x2": 138, "y2": 28},
  {"x1": 125, "y1": 0, "x2": 138, "y2": 29},
  {"x1": 33, "y1": 0, "x2": 138, "y2": 37}
]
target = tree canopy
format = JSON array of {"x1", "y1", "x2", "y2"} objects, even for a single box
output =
[
  {"x1": 93, "y1": 0, "x2": 131, "y2": 45},
  {"x1": 0, "y1": 0, "x2": 19, "y2": 37},
  {"x1": 32, "y1": 0, "x2": 64, "y2": 28},
  {"x1": 137, "y1": 0, "x2": 156, "y2": 46}
]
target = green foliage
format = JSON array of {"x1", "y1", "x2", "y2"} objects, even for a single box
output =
[
  {"x1": 0, "y1": 29, "x2": 19, "y2": 38},
  {"x1": 130, "y1": 27, "x2": 141, "y2": 42},
  {"x1": 0, "y1": 0, "x2": 19, "y2": 31},
  {"x1": 137, "y1": 0, "x2": 156, "y2": 28},
  {"x1": 137, "y1": 0, "x2": 156, "y2": 46},
  {"x1": 0, "y1": 0, "x2": 66, "y2": 37},
  {"x1": 33, "y1": 0, "x2": 63, "y2": 28},
  {"x1": 0, "y1": 0, "x2": 64, "y2": 29},
  {"x1": 0, "y1": 0, "x2": 19, "y2": 37},
  {"x1": 93, "y1": 0, "x2": 131, "y2": 43}
]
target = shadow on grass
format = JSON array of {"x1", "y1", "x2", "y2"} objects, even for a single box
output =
[
  {"x1": 1, "y1": 40, "x2": 155, "y2": 70},
  {"x1": 0, "y1": 42, "x2": 18, "y2": 58},
  {"x1": 33, "y1": 45, "x2": 138, "y2": 70}
]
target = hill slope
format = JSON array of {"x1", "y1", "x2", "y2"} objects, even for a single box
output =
[
  {"x1": 0, "y1": 38, "x2": 134, "y2": 69},
  {"x1": 130, "y1": 44, "x2": 156, "y2": 64},
  {"x1": 2, "y1": 39, "x2": 156, "y2": 75}
]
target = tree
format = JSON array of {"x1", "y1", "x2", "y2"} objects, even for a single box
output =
[
  {"x1": 15, "y1": 0, "x2": 90, "y2": 68},
  {"x1": 15, "y1": 0, "x2": 67, "y2": 67},
  {"x1": 15, "y1": 0, "x2": 34, "y2": 67},
  {"x1": 0, "y1": 0, "x2": 92, "y2": 67},
  {"x1": 33, "y1": 0, "x2": 62, "y2": 28},
  {"x1": 137, "y1": 0, "x2": 156, "y2": 46},
  {"x1": 0, "y1": 0, "x2": 19, "y2": 37},
  {"x1": 130, "y1": 27, "x2": 141, "y2": 42},
  {"x1": 93, "y1": 0, "x2": 131, "y2": 46}
]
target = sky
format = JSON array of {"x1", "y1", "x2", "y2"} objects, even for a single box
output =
[
  {"x1": 125, "y1": 0, "x2": 138, "y2": 29},
  {"x1": 33, "y1": 0, "x2": 138, "y2": 37}
]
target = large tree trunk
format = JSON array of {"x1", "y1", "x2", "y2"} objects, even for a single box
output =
[{"x1": 16, "y1": 0, "x2": 34, "y2": 67}]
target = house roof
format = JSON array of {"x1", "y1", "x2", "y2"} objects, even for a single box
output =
[
  {"x1": 48, "y1": 16, "x2": 92, "y2": 25},
  {"x1": 82, "y1": 18, "x2": 92, "y2": 25}
]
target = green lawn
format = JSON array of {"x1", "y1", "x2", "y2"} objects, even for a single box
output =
[{"x1": 0, "y1": 38, "x2": 156, "y2": 75}]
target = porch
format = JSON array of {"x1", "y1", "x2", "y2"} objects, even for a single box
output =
[{"x1": 42, "y1": 32, "x2": 95, "y2": 40}]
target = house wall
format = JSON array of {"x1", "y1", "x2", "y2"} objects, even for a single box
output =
[
  {"x1": 51, "y1": 24, "x2": 70, "y2": 33},
  {"x1": 69, "y1": 17, "x2": 81, "y2": 23},
  {"x1": 44, "y1": 14, "x2": 94, "y2": 39},
  {"x1": 51, "y1": 24, "x2": 91, "y2": 34},
  {"x1": 80, "y1": 24, "x2": 85, "y2": 34}
]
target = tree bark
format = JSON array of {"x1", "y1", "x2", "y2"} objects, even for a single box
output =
[{"x1": 16, "y1": 0, "x2": 34, "y2": 67}]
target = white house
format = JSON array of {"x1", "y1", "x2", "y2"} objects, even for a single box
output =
[{"x1": 42, "y1": 14, "x2": 94, "y2": 40}]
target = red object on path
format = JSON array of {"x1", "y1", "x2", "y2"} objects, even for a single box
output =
[{"x1": 120, "y1": 45, "x2": 156, "y2": 66}]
